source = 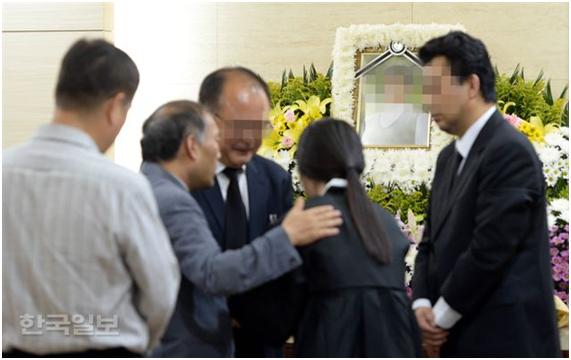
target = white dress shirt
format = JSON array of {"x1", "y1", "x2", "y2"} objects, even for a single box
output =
[
  {"x1": 412, "y1": 105, "x2": 497, "y2": 329},
  {"x1": 216, "y1": 162, "x2": 250, "y2": 218},
  {"x1": 2, "y1": 124, "x2": 180, "y2": 354},
  {"x1": 454, "y1": 105, "x2": 497, "y2": 174}
]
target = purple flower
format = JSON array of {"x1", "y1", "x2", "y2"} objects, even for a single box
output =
[
  {"x1": 284, "y1": 109, "x2": 296, "y2": 123},
  {"x1": 552, "y1": 256, "x2": 563, "y2": 266},
  {"x1": 550, "y1": 248, "x2": 559, "y2": 257},
  {"x1": 281, "y1": 136, "x2": 294, "y2": 149},
  {"x1": 551, "y1": 236, "x2": 564, "y2": 245},
  {"x1": 504, "y1": 114, "x2": 523, "y2": 127}
]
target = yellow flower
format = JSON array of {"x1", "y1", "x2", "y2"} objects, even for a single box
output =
[
  {"x1": 261, "y1": 96, "x2": 332, "y2": 158},
  {"x1": 529, "y1": 116, "x2": 558, "y2": 139},
  {"x1": 259, "y1": 129, "x2": 281, "y2": 157},
  {"x1": 268, "y1": 104, "x2": 287, "y2": 133},
  {"x1": 517, "y1": 120, "x2": 545, "y2": 143},
  {"x1": 289, "y1": 96, "x2": 332, "y2": 120},
  {"x1": 554, "y1": 295, "x2": 569, "y2": 328}
]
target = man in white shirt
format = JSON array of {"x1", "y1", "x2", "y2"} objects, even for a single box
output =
[
  {"x1": 411, "y1": 31, "x2": 560, "y2": 357},
  {"x1": 2, "y1": 39, "x2": 180, "y2": 357},
  {"x1": 193, "y1": 67, "x2": 305, "y2": 357}
]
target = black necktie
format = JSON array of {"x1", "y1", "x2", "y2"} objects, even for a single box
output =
[
  {"x1": 450, "y1": 150, "x2": 464, "y2": 189},
  {"x1": 222, "y1": 167, "x2": 248, "y2": 250}
]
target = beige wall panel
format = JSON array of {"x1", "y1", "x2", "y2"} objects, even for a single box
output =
[
  {"x1": 118, "y1": 3, "x2": 217, "y2": 85},
  {"x1": 413, "y1": 3, "x2": 568, "y2": 95},
  {"x1": 218, "y1": 3, "x2": 412, "y2": 81},
  {"x1": 3, "y1": 2, "x2": 107, "y2": 31},
  {"x1": 3, "y1": 31, "x2": 107, "y2": 148},
  {"x1": 103, "y1": 2, "x2": 113, "y2": 32}
]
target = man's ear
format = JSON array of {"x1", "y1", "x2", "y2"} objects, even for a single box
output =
[
  {"x1": 467, "y1": 74, "x2": 481, "y2": 100},
  {"x1": 105, "y1": 92, "x2": 128, "y2": 127},
  {"x1": 184, "y1": 134, "x2": 199, "y2": 161}
]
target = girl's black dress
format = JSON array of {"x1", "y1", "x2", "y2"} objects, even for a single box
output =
[{"x1": 294, "y1": 187, "x2": 422, "y2": 357}]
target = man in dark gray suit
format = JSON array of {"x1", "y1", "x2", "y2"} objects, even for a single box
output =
[{"x1": 140, "y1": 100, "x2": 343, "y2": 357}]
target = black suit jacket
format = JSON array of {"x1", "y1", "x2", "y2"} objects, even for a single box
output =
[
  {"x1": 412, "y1": 110, "x2": 560, "y2": 356},
  {"x1": 192, "y1": 155, "x2": 299, "y2": 347}
]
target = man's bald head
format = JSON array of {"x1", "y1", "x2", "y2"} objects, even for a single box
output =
[
  {"x1": 198, "y1": 67, "x2": 271, "y2": 168},
  {"x1": 199, "y1": 67, "x2": 271, "y2": 114}
]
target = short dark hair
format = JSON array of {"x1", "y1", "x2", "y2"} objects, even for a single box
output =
[
  {"x1": 419, "y1": 31, "x2": 496, "y2": 102},
  {"x1": 55, "y1": 38, "x2": 139, "y2": 110},
  {"x1": 198, "y1": 66, "x2": 270, "y2": 113},
  {"x1": 296, "y1": 118, "x2": 391, "y2": 264},
  {"x1": 141, "y1": 100, "x2": 207, "y2": 162}
]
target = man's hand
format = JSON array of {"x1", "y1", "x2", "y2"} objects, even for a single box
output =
[
  {"x1": 415, "y1": 307, "x2": 449, "y2": 352},
  {"x1": 282, "y1": 198, "x2": 342, "y2": 246}
]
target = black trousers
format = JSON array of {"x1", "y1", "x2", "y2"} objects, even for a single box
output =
[
  {"x1": 3, "y1": 347, "x2": 141, "y2": 357},
  {"x1": 233, "y1": 327, "x2": 283, "y2": 358}
]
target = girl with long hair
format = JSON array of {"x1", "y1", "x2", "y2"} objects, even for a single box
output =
[{"x1": 293, "y1": 118, "x2": 421, "y2": 357}]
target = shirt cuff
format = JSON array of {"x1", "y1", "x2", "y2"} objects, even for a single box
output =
[
  {"x1": 412, "y1": 298, "x2": 432, "y2": 310},
  {"x1": 433, "y1": 296, "x2": 462, "y2": 329}
]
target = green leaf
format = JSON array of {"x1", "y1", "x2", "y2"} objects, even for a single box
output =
[
  {"x1": 544, "y1": 80, "x2": 554, "y2": 106},
  {"x1": 562, "y1": 102, "x2": 569, "y2": 127},
  {"x1": 533, "y1": 69, "x2": 544, "y2": 87},
  {"x1": 281, "y1": 70, "x2": 287, "y2": 89},
  {"x1": 310, "y1": 63, "x2": 317, "y2": 82},
  {"x1": 326, "y1": 61, "x2": 334, "y2": 79},
  {"x1": 509, "y1": 64, "x2": 521, "y2": 84},
  {"x1": 288, "y1": 69, "x2": 295, "y2": 80},
  {"x1": 558, "y1": 85, "x2": 568, "y2": 100}
]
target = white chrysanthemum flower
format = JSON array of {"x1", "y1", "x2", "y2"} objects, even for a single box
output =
[
  {"x1": 549, "y1": 198, "x2": 569, "y2": 225},
  {"x1": 538, "y1": 146, "x2": 562, "y2": 166}
]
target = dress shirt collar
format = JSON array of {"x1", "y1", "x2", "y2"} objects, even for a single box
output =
[
  {"x1": 455, "y1": 106, "x2": 496, "y2": 159},
  {"x1": 321, "y1": 177, "x2": 348, "y2": 195},
  {"x1": 216, "y1": 161, "x2": 247, "y2": 175},
  {"x1": 35, "y1": 123, "x2": 100, "y2": 153}
]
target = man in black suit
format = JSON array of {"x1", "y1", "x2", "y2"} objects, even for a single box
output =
[
  {"x1": 192, "y1": 67, "x2": 299, "y2": 357},
  {"x1": 411, "y1": 31, "x2": 560, "y2": 357}
]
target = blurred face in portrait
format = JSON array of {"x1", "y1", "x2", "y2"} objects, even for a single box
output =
[
  {"x1": 422, "y1": 56, "x2": 471, "y2": 136},
  {"x1": 215, "y1": 75, "x2": 271, "y2": 168},
  {"x1": 192, "y1": 111, "x2": 221, "y2": 188},
  {"x1": 383, "y1": 74, "x2": 416, "y2": 104}
]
